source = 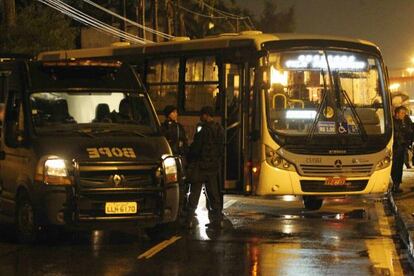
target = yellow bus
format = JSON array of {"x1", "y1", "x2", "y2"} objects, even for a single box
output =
[{"x1": 38, "y1": 31, "x2": 393, "y2": 210}]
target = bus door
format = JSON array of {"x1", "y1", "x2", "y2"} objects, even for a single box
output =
[{"x1": 223, "y1": 63, "x2": 245, "y2": 193}]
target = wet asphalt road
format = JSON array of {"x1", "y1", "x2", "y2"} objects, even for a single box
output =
[{"x1": 0, "y1": 194, "x2": 412, "y2": 276}]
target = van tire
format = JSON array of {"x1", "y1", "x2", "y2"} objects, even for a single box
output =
[
  {"x1": 303, "y1": 196, "x2": 323, "y2": 211},
  {"x1": 16, "y1": 193, "x2": 39, "y2": 243}
]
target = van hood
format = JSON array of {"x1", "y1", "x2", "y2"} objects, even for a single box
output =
[{"x1": 32, "y1": 136, "x2": 171, "y2": 163}]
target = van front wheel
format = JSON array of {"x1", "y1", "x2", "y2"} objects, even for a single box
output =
[
  {"x1": 16, "y1": 194, "x2": 39, "y2": 243},
  {"x1": 303, "y1": 196, "x2": 323, "y2": 211}
]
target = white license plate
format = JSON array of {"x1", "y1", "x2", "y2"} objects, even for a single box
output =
[
  {"x1": 105, "y1": 202, "x2": 138, "y2": 214},
  {"x1": 325, "y1": 177, "x2": 347, "y2": 186}
]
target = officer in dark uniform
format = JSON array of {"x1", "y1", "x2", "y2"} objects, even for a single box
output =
[
  {"x1": 391, "y1": 106, "x2": 413, "y2": 193},
  {"x1": 186, "y1": 106, "x2": 224, "y2": 228},
  {"x1": 160, "y1": 105, "x2": 188, "y2": 218},
  {"x1": 160, "y1": 105, "x2": 188, "y2": 157}
]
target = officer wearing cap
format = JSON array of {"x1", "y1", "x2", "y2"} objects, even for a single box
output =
[
  {"x1": 186, "y1": 106, "x2": 224, "y2": 228},
  {"x1": 161, "y1": 105, "x2": 188, "y2": 219},
  {"x1": 160, "y1": 105, "x2": 188, "y2": 157}
]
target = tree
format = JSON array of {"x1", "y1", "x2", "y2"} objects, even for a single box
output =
[
  {"x1": 257, "y1": 0, "x2": 295, "y2": 33},
  {"x1": 0, "y1": 3, "x2": 77, "y2": 56},
  {"x1": 2, "y1": 0, "x2": 16, "y2": 27}
]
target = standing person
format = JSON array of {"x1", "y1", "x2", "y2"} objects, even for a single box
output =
[
  {"x1": 404, "y1": 114, "x2": 414, "y2": 168},
  {"x1": 160, "y1": 105, "x2": 188, "y2": 218},
  {"x1": 160, "y1": 105, "x2": 188, "y2": 157},
  {"x1": 186, "y1": 106, "x2": 224, "y2": 229},
  {"x1": 391, "y1": 106, "x2": 413, "y2": 193}
]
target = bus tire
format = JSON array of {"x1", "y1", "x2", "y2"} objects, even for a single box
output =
[
  {"x1": 303, "y1": 196, "x2": 323, "y2": 211},
  {"x1": 16, "y1": 193, "x2": 40, "y2": 243}
]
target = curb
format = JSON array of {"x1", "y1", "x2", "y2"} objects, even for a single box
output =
[{"x1": 388, "y1": 193, "x2": 414, "y2": 263}]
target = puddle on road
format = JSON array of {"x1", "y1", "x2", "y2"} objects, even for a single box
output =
[{"x1": 228, "y1": 208, "x2": 367, "y2": 221}]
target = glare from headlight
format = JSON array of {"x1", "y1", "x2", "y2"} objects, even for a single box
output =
[
  {"x1": 162, "y1": 154, "x2": 178, "y2": 183},
  {"x1": 45, "y1": 159, "x2": 68, "y2": 177}
]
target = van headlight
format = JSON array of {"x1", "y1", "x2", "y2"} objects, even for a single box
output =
[
  {"x1": 162, "y1": 154, "x2": 178, "y2": 184},
  {"x1": 34, "y1": 156, "x2": 72, "y2": 185},
  {"x1": 265, "y1": 145, "x2": 296, "y2": 172},
  {"x1": 375, "y1": 150, "x2": 392, "y2": 170}
]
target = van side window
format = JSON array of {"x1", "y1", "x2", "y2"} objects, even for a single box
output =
[
  {"x1": 4, "y1": 90, "x2": 25, "y2": 147},
  {"x1": 146, "y1": 58, "x2": 179, "y2": 112},
  {"x1": 0, "y1": 71, "x2": 9, "y2": 103}
]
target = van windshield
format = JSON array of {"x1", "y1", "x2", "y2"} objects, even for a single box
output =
[{"x1": 30, "y1": 91, "x2": 158, "y2": 136}]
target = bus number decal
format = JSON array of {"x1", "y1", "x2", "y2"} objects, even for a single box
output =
[
  {"x1": 87, "y1": 147, "x2": 137, "y2": 158},
  {"x1": 305, "y1": 157, "x2": 322, "y2": 164}
]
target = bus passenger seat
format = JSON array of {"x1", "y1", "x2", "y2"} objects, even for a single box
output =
[
  {"x1": 93, "y1": 103, "x2": 111, "y2": 122},
  {"x1": 355, "y1": 108, "x2": 381, "y2": 135}
]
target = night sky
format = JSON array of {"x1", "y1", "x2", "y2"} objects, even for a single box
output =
[{"x1": 237, "y1": 0, "x2": 414, "y2": 70}]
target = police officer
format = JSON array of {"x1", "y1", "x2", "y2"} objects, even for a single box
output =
[
  {"x1": 186, "y1": 106, "x2": 224, "y2": 228},
  {"x1": 160, "y1": 105, "x2": 188, "y2": 157},
  {"x1": 391, "y1": 106, "x2": 413, "y2": 193},
  {"x1": 160, "y1": 105, "x2": 188, "y2": 219}
]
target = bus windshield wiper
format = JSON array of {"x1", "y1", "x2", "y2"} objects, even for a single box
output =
[
  {"x1": 306, "y1": 68, "x2": 329, "y2": 144},
  {"x1": 339, "y1": 88, "x2": 368, "y2": 142}
]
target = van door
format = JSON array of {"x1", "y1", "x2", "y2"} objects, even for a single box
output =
[{"x1": 0, "y1": 64, "x2": 30, "y2": 217}]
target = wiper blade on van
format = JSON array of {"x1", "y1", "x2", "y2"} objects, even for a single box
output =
[
  {"x1": 92, "y1": 128, "x2": 147, "y2": 137},
  {"x1": 51, "y1": 128, "x2": 95, "y2": 138}
]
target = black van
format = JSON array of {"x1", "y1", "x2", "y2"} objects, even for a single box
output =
[{"x1": 0, "y1": 57, "x2": 182, "y2": 242}]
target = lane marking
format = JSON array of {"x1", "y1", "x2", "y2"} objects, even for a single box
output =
[
  {"x1": 138, "y1": 235, "x2": 181, "y2": 260},
  {"x1": 223, "y1": 199, "x2": 237, "y2": 209},
  {"x1": 369, "y1": 201, "x2": 404, "y2": 275}
]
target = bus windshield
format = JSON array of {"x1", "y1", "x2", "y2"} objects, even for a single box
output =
[
  {"x1": 266, "y1": 50, "x2": 388, "y2": 141},
  {"x1": 30, "y1": 92, "x2": 158, "y2": 136}
]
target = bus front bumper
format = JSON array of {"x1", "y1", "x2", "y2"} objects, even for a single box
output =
[{"x1": 256, "y1": 161, "x2": 391, "y2": 196}]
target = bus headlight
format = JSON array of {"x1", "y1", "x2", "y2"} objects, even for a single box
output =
[
  {"x1": 162, "y1": 154, "x2": 178, "y2": 184},
  {"x1": 375, "y1": 152, "x2": 392, "y2": 170},
  {"x1": 34, "y1": 156, "x2": 72, "y2": 185},
  {"x1": 265, "y1": 145, "x2": 296, "y2": 172}
]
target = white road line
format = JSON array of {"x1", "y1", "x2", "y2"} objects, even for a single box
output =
[
  {"x1": 138, "y1": 235, "x2": 181, "y2": 260},
  {"x1": 370, "y1": 201, "x2": 404, "y2": 275},
  {"x1": 223, "y1": 199, "x2": 237, "y2": 209}
]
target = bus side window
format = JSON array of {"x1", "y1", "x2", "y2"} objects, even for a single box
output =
[
  {"x1": 146, "y1": 58, "x2": 179, "y2": 113},
  {"x1": 184, "y1": 56, "x2": 219, "y2": 112}
]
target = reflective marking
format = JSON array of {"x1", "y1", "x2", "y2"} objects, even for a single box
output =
[
  {"x1": 223, "y1": 199, "x2": 237, "y2": 209},
  {"x1": 138, "y1": 236, "x2": 181, "y2": 259},
  {"x1": 366, "y1": 202, "x2": 404, "y2": 275}
]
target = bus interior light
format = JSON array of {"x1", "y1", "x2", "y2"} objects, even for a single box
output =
[
  {"x1": 286, "y1": 110, "x2": 317, "y2": 120},
  {"x1": 270, "y1": 66, "x2": 288, "y2": 86}
]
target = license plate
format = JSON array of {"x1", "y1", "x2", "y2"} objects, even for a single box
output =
[
  {"x1": 105, "y1": 202, "x2": 138, "y2": 214},
  {"x1": 325, "y1": 177, "x2": 347, "y2": 186}
]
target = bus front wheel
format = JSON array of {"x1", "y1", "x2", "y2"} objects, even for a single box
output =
[{"x1": 303, "y1": 196, "x2": 323, "y2": 211}]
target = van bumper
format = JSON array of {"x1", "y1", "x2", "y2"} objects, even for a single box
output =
[{"x1": 34, "y1": 182, "x2": 179, "y2": 230}]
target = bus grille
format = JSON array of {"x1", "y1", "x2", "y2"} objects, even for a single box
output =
[
  {"x1": 300, "y1": 180, "x2": 368, "y2": 192},
  {"x1": 299, "y1": 164, "x2": 373, "y2": 177}
]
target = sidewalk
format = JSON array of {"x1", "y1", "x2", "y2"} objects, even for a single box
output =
[{"x1": 389, "y1": 167, "x2": 414, "y2": 261}]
